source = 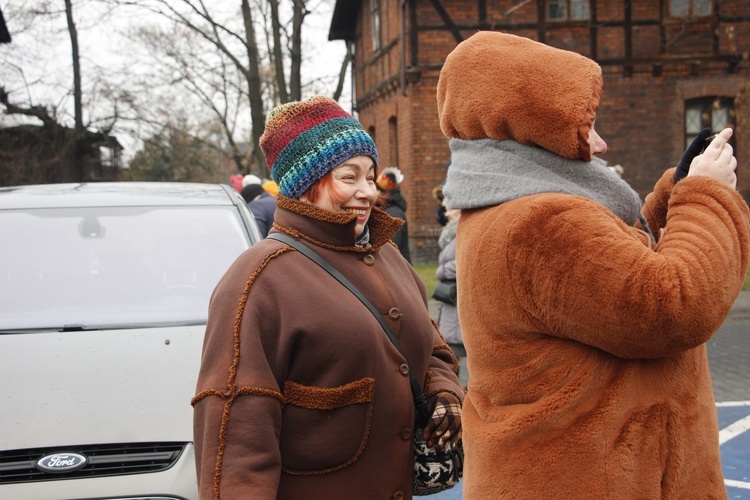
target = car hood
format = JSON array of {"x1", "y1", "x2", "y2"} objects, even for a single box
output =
[{"x1": 0, "y1": 325, "x2": 205, "y2": 451}]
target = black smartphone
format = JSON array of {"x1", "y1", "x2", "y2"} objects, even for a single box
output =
[{"x1": 701, "y1": 133, "x2": 717, "y2": 153}]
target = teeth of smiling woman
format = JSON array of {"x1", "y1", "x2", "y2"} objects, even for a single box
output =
[{"x1": 346, "y1": 209, "x2": 367, "y2": 216}]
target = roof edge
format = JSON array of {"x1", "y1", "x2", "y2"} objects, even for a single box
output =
[{"x1": 328, "y1": 0, "x2": 361, "y2": 41}]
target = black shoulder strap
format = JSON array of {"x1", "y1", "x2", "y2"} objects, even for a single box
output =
[{"x1": 267, "y1": 232, "x2": 430, "y2": 424}]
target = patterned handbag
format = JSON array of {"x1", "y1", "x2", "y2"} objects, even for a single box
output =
[
  {"x1": 413, "y1": 428, "x2": 464, "y2": 495},
  {"x1": 267, "y1": 233, "x2": 463, "y2": 495}
]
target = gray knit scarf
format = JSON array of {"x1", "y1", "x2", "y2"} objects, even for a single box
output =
[{"x1": 444, "y1": 138, "x2": 649, "y2": 232}]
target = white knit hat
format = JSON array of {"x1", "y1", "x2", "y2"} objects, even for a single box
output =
[{"x1": 242, "y1": 174, "x2": 262, "y2": 187}]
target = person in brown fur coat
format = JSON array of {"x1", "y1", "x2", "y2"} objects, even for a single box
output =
[{"x1": 436, "y1": 31, "x2": 749, "y2": 499}]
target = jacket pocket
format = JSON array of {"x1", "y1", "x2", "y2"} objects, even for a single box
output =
[{"x1": 280, "y1": 377, "x2": 374, "y2": 474}]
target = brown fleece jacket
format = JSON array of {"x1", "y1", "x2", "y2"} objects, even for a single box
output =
[
  {"x1": 437, "y1": 31, "x2": 750, "y2": 499},
  {"x1": 193, "y1": 197, "x2": 463, "y2": 499}
]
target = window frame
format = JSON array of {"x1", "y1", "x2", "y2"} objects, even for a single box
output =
[
  {"x1": 546, "y1": 0, "x2": 591, "y2": 22},
  {"x1": 668, "y1": 0, "x2": 713, "y2": 19},
  {"x1": 684, "y1": 96, "x2": 736, "y2": 152},
  {"x1": 370, "y1": 0, "x2": 381, "y2": 51},
  {"x1": 388, "y1": 116, "x2": 399, "y2": 167}
]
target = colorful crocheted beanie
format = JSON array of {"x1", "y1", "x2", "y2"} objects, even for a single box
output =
[{"x1": 260, "y1": 96, "x2": 378, "y2": 199}]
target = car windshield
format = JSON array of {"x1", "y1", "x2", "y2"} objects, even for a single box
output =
[{"x1": 0, "y1": 205, "x2": 250, "y2": 330}]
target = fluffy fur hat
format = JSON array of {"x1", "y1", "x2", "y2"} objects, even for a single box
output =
[
  {"x1": 437, "y1": 31, "x2": 603, "y2": 161},
  {"x1": 376, "y1": 166, "x2": 404, "y2": 192},
  {"x1": 260, "y1": 96, "x2": 378, "y2": 198}
]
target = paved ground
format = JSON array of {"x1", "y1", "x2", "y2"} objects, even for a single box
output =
[
  {"x1": 710, "y1": 290, "x2": 750, "y2": 403},
  {"x1": 427, "y1": 291, "x2": 750, "y2": 499},
  {"x1": 713, "y1": 291, "x2": 750, "y2": 500}
]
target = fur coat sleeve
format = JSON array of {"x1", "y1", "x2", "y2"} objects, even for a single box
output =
[
  {"x1": 456, "y1": 171, "x2": 749, "y2": 499},
  {"x1": 502, "y1": 171, "x2": 749, "y2": 359}
]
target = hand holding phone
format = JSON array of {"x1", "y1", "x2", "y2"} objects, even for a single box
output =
[
  {"x1": 700, "y1": 134, "x2": 718, "y2": 154},
  {"x1": 686, "y1": 127, "x2": 737, "y2": 190},
  {"x1": 674, "y1": 128, "x2": 713, "y2": 183}
]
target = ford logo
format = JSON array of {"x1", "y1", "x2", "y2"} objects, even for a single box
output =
[{"x1": 36, "y1": 452, "x2": 88, "y2": 473}]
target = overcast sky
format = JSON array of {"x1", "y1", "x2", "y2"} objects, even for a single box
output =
[{"x1": 0, "y1": 0, "x2": 351, "y2": 158}]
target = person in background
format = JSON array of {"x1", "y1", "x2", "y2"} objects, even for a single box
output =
[
  {"x1": 239, "y1": 183, "x2": 264, "y2": 205},
  {"x1": 262, "y1": 179, "x2": 280, "y2": 196},
  {"x1": 193, "y1": 95, "x2": 463, "y2": 499},
  {"x1": 229, "y1": 174, "x2": 244, "y2": 192},
  {"x1": 609, "y1": 164, "x2": 624, "y2": 178},
  {"x1": 376, "y1": 167, "x2": 411, "y2": 263},
  {"x1": 437, "y1": 31, "x2": 748, "y2": 499},
  {"x1": 435, "y1": 202, "x2": 465, "y2": 387},
  {"x1": 242, "y1": 174, "x2": 263, "y2": 188},
  {"x1": 240, "y1": 182, "x2": 276, "y2": 238},
  {"x1": 433, "y1": 181, "x2": 448, "y2": 227}
]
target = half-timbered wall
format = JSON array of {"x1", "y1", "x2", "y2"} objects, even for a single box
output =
[{"x1": 333, "y1": 0, "x2": 750, "y2": 262}]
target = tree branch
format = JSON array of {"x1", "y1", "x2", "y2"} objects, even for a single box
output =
[{"x1": 0, "y1": 86, "x2": 57, "y2": 127}]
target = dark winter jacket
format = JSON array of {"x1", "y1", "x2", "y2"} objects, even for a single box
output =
[
  {"x1": 192, "y1": 195, "x2": 463, "y2": 499},
  {"x1": 248, "y1": 191, "x2": 276, "y2": 238},
  {"x1": 383, "y1": 189, "x2": 411, "y2": 263}
]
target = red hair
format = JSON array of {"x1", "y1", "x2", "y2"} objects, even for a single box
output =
[
  {"x1": 302, "y1": 173, "x2": 347, "y2": 205},
  {"x1": 303, "y1": 168, "x2": 386, "y2": 208}
]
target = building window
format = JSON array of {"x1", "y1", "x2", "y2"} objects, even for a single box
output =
[
  {"x1": 547, "y1": 0, "x2": 590, "y2": 21},
  {"x1": 685, "y1": 97, "x2": 735, "y2": 150},
  {"x1": 388, "y1": 117, "x2": 398, "y2": 166},
  {"x1": 370, "y1": 0, "x2": 381, "y2": 51},
  {"x1": 669, "y1": 0, "x2": 711, "y2": 18}
]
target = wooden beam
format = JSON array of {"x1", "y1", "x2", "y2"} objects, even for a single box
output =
[
  {"x1": 428, "y1": 0, "x2": 463, "y2": 43},
  {"x1": 410, "y1": 0, "x2": 418, "y2": 66},
  {"x1": 624, "y1": 0, "x2": 633, "y2": 76},
  {"x1": 537, "y1": 0, "x2": 545, "y2": 43},
  {"x1": 401, "y1": 0, "x2": 406, "y2": 95},
  {"x1": 590, "y1": 0, "x2": 597, "y2": 59},
  {"x1": 659, "y1": 0, "x2": 666, "y2": 55}
]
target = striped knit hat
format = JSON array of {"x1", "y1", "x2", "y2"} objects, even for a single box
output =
[{"x1": 260, "y1": 96, "x2": 378, "y2": 199}]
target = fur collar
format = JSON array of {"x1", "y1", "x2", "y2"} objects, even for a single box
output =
[{"x1": 272, "y1": 195, "x2": 403, "y2": 252}]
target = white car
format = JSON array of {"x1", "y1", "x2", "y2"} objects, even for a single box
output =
[{"x1": 0, "y1": 182, "x2": 262, "y2": 499}]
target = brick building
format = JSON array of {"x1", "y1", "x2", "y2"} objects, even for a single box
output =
[{"x1": 329, "y1": 0, "x2": 750, "y2": 263}]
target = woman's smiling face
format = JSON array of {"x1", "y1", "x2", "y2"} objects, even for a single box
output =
[{"x1": 300, "y1": 156, "x2": 378, "y2": 237}]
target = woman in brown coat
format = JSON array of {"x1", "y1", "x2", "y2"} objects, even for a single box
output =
[
  {"x1": 437, "y1": 32, "x2": 748, "y2": 499},
  {"x1": 192, "y1": 96, "x2": 464, "y2": 499}
]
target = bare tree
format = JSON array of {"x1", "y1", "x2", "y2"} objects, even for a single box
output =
[
  {"x1": 1, "y1": 0, "x2": 348, "y2": 183},
  {"x1": 118, "y1": 0, "x2": 329, "y2": 173},
  {"x1": 262, "y1": 0, "x2": 306, "y2": 105},
  {"x1": 268, "y1": 0, "x2": 288, "y2": 103},
  {"x1": 129, "y1": 115, "x2": 227, "y2": 183},
  {"x1": 127, "y1": 22, "x2": 252, "y2": 174},
  {"x1": 64, "y1": 0, "x2": 83, "y2": 133},
  {"x1": 0, "y1": 0, "x2": 121, "y2": 184},
  {"x1": 118, "y1": 0, "x2": 280, "y2": 173},
  {"x1": 289, "y1": 0, "x2": 306, "y2": 101},
  {"x1": 240, "y1": 0, "x2": 266, "y2": 171},
  {"x1": 333, "y1": 41, "x2": 352, "y2": 103}
]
